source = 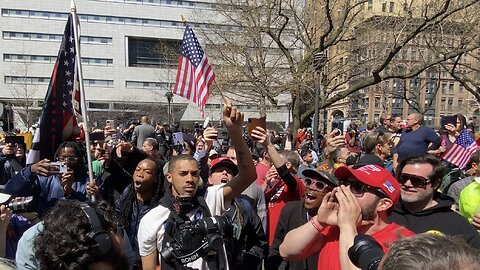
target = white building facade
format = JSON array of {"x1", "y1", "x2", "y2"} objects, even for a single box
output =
[{"x1": 0, "y1": 0, "x2": 290, "y2": 129}]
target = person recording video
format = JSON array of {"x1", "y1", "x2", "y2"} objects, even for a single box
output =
[
  {"x1": 1, "y1": 136, "x2": 27, "y2": 185},
  {"x1": 138, "y1": 100, "x2": 257, "y2": 270}
]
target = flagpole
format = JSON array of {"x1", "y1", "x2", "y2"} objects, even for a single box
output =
[{"x1": 71, "y1": 1, "x2": 96, "y2": 198}]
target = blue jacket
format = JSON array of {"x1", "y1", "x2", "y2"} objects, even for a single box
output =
[{"x1": 4, "y1": 166, "x2": 90, "y2": 216}]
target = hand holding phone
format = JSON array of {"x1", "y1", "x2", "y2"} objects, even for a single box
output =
[{"x1": 49, "y1": 162, "x2": 68, "y2": 175}]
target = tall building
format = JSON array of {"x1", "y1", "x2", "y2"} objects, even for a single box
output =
[{"x1": 0, "y1": 0, "x2": 290, "y2": 131}]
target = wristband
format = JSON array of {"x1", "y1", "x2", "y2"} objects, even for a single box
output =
[{"x1": 310, "y1": 218, "x2": 324, "y2": 233}]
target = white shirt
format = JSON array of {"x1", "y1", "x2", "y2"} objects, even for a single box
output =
[{"x1": 138, "y1": 185, "x2": 231, "y2": 269}]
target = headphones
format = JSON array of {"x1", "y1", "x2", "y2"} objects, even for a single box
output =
[{"x1": 80, "y1": 204, "x2": 113, "y2": 258}]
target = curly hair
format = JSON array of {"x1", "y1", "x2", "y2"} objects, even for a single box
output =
[
  {"x1": 34, "y1": 200, "x2": 128, "y2": 270},
  {"x1": 54, "y1": 141, "x2": 88, "y2": 175}
]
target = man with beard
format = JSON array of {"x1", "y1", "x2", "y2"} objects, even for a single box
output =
[
  {"x1": 280, "y1": 164, "x2": 414, "y2": 270},
  {"x1": 267, "y1": 168, "x2": 337, "y2": 270},
  {"x1": 389, "y1": 154, "x2": 480, "y2": 249}
]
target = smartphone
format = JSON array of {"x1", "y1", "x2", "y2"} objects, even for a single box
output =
[
  {"x1": 49, "y1": 162, "x2": 68, "y2": 174},
  {"x1": 217, "y1": 128, "x2": 229, "y2": 140},
  {"x1": 441, "y1": 116, "x2": 457, "y2": 127},
  {"x1": 4, "y1": 136, "x2": 24, "y2": 145},
  {"x1": 89, "y1": 132, "x2": 105, "y2": 141},
  {"x1": 248, "y1": 116, "x2": 267, "y2": 140},
  {"x1": 106, "y1": 120, "x2": 115, "y2": 129}
]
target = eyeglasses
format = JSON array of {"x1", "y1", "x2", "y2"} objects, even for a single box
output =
[
  {"x1": 339, "y1": 180, "x2": 387, "y2": 198},
  {"x1": 58, "y1": 156, "x2": 79, "y2": 162},
  {"x1": 304, "y1": 178, "x2": 332, "y2": 192},
  {"x1": 398, "y1": 173, "x2": 431, "y2": 188}
]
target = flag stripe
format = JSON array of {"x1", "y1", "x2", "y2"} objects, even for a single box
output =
[
  {"x1": 172, "y1": 25, "x2": 214, "y2": 117},
  {"x1": 442, "y1": 128, "x2": 479, "y2": 169}
]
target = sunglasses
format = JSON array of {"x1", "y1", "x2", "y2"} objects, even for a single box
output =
[
  {"x1": 304, "y1": 178, "x2": 332, "y2": 192},
  {"x1": 398, "y1": 173, "x2": 431, "y2": 188},
  {"x1": 339, "y1": 180, "x2": 387, "y2": 198}
]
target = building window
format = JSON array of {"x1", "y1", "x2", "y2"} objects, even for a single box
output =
[
  {"x1": 447, "y1": 99, "x2": 453, "y2": 110},
  {"x1": 458, "y1": 99, "x2": 463, "y2": 108},
  {"x1": 125, "y1": 81, "x2": 173, "y2": 90},
  {"x1": 382, "y1": 2, "x2": 387, "y2": 12},
  {"x1": 368, "y1": 0, "x2": 373, "y2": 10},
  {"x1": 128, "y1": 37, "x2": 181, "y2": 67},
  {"x1": 459, "y1": 84, "x2": 464, "y2": 92},
  {"x1": 411, "y1": 48, "x2": 416, "y2": 61},
  {"x1": 375, "y1": 97, "x2": 380, "y2": 108},
  {"x1": 448, "y1": 83, "x2": 454, "y2": 94},
  {"x1": 389, "y1": 2, "x2": 394, "y2": 12},
  {"x1": 441, "y1": 82, "x2": 447, "y2": 94}
]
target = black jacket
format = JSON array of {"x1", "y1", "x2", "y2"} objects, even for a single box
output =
[
  {"x1": 267, "y1": 200, "x2": 318, "y2": 270},
  {"x1": 389, "y1": 192, "x2": 480, "y2": 249}
]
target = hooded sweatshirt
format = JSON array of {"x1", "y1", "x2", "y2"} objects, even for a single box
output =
[{"x1": 389, "y1": 192, "x2": 480, "y2": 249}]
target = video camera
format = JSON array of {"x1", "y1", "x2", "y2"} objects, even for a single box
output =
[
  {"x1": 348, "y1": 234, "x2": 384, "y2": 270},
  {"x1": 1, "y1": 196, "x2": 36, "y2": 214},
  {"x1": 161, "y1": 215, "x2": 233, "y2": 265}
]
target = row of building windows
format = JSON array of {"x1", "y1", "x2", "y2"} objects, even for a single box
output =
[
  {"x1": 2, "y1": 31, "x2": 112, "y2": 44},
  {"x1": 125, "y1": 81, "x2": 173, "y2": 89},
  {"x1": 1, "y1": 9, "x2": 216, "y2": 30},
  {"x1": 89, "y1": 0, "x2": 211, "y2": 9},
  {"x1": 2, "y1": 9, "x2": 242, "y2": 32},
  {"x1": 3, "y1": 54, "x2": 113, "y2": 66},
  {"x1": 4, "y1": 76, "x2": 114, "y2": 87}
]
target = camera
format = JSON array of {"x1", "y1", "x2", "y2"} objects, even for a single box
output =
[
  {"x1": 161, "y1": 215, "x2": 233, "y2": 265},
  {"x1": 348, "y1": 234, "x2": 384, "y2": 270},
  {"x1": 6, "y1": 196, "x2": 36, "y2": 213}
]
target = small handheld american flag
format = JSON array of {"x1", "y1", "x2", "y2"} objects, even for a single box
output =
[
  {"x1": 442, "y1": 129, "x2": 480, "y2": 169},
  {"x1": 172, "y1": 25, "x2": 215, "y2": 117}
]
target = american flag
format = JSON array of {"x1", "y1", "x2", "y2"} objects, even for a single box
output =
[
  {"x1": 442, "y1": 129, "x2": 480, "y2": 169},
  {"x1": 172, "y1": 25, "x2": 215, "y2": 117},
  {"x1": 27, "y1": 13, "x2": 81, "y2": 164}
]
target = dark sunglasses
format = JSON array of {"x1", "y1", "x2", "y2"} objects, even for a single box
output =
[
  {"x1": 339, "y1": 180, "x2": 387, "y2": 198},
  {"x1": 398, "y1": 173, "x2": 431, "y2": 188},
  {"x1": 304, "y1": 178, "x2": 332, "y2": 192}
]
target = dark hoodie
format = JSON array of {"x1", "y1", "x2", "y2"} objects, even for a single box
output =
[{"x1": 389, "y1": 192, "x2": 480, "y2": 249}]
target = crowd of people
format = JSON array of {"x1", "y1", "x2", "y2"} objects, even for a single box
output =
[{"x1": 1, "y1": 105, "x2": 480, "y2": 270}]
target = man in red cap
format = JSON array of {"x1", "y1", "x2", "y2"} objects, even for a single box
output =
[{"x1": 280, "y1": 164, "x2": 414, "y2": 270}]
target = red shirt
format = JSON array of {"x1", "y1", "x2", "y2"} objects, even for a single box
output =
[
  {"x1": 265, "y1": 177, "x2": 305, "y2": 245},
  {"x1": 317, "y1": 223, "x2": 415, "y2": 269}
]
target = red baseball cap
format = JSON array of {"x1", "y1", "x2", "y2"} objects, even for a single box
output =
[
  {"x1": 209, "y1": 157, "x2": 238, "y2": 176},
  {"x1": 334, "y1": 164, "x2": 400, "y2": 204}
]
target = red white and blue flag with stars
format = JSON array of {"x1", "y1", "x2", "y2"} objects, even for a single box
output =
[
  {"x1": 172, "y1": 25, "x2": 215, "y2": 117},
  {"x1": 27, "y1": 13, "x2": 81, "y2": 164},
  {"x1": 442, "y1": 128, "x2": 480, "y2": 169}
]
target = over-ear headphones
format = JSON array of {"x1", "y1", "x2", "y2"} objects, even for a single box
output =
[{"x1": 80, "y1": 204, "x2": 113, "y2": 258}]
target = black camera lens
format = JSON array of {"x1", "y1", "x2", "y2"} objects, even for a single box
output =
[
  {"x1": 348, "y1": 234, "x2": 384, "y2": 270},
  {"x1": 8, "y1": 196, "x2": 35, "y2": 213}
]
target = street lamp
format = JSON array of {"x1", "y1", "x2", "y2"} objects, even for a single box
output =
[
  {"x1": 165, "y1": 91, "x2": 173, "y2": 127},
  {"x1": 313, "y1": 50, "x2": 327, "y2": 142}
]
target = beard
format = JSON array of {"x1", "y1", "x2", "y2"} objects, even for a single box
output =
[{"x1": 362, "y1": 197, "x2": 380, "y2": 221}]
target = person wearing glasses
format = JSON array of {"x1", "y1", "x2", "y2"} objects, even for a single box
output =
[
  {"x1": 4, "y1": 141, "x2": 95, "y2": 216},
  {"x1": 267, "y1": 167, "x2": 337, "y2": 270},
  {"x1": 279, "y1": 164, "x2": 414, "y2": 270},
  {"x1": 353, "y1": 130, "x2": 393, "y2": 170},
  {"x1": 389, "y1": 154, "x2": 480, "y2": 249}
]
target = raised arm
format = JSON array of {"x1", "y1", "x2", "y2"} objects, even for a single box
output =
[{"x1": 222, "y1": 100, "x2": 257, "y2": 201}]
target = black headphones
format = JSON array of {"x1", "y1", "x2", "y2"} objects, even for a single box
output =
[{"x1": 80, "y1": 204, "x2": 113, "y2": 258}]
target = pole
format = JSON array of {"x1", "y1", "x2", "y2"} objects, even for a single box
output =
[
  {"x1": 313, "y1": 77, "x2": 320, "y2": 142},
  {"x1": 71, "y1": 2, "x2": 95, "y2": 199}
]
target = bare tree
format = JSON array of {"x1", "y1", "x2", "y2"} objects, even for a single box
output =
[
  {"x1": 8, "y1": 58, "x2": 40, "y2": 128},
  {"x1": 192, "y1": 0, "x2": 479, "y2": 132}
]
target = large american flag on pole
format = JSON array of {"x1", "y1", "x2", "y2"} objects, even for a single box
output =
[
  {"x1": 26, "y1": 13, "x2": 81, "y2": 164},
  {"x1": 442, "y1": 129, "x2": 480, "y2": 169},
  {"x1": 172, "y1": 25, "x2": 215, "y2": 117}
]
